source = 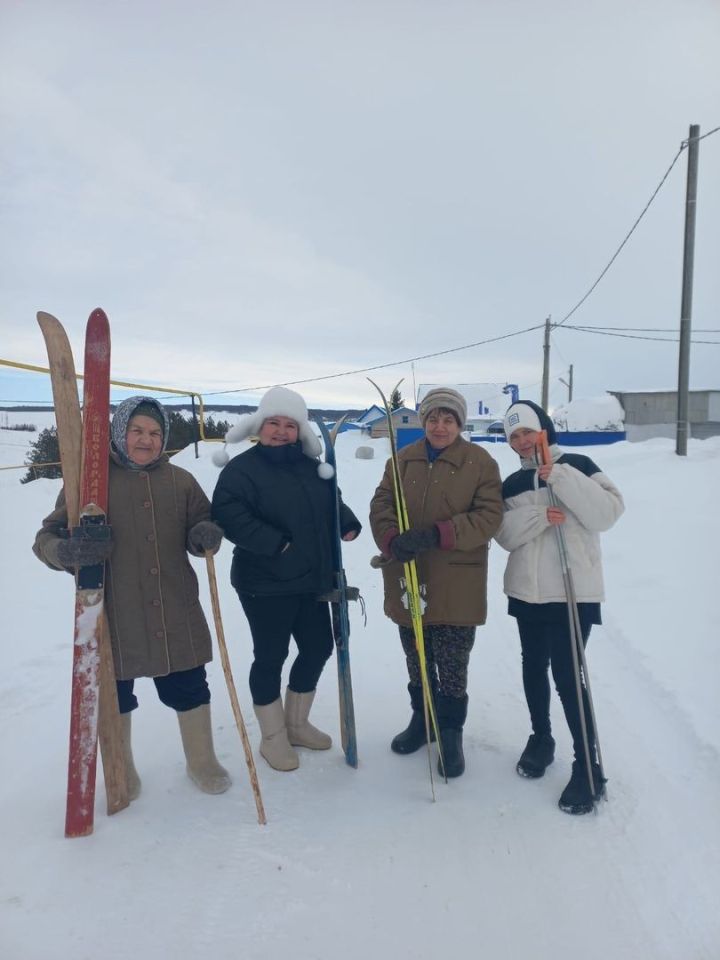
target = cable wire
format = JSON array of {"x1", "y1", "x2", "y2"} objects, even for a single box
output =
[
  {"x1": 561, "y1": 326, "x2": 720, "y2": 345},
  {"x1": 196, "y1": 321, "x2": 546, "y2": 398},
  {"x1": 687, "y1": 125, "x2": 720, "y2": 145},
  {"x1": 555, "y1": 144, "x2": 686, "y2": 327},
  {"x1": 565, "y1": 324, "x2": 720, "y2": 333}
]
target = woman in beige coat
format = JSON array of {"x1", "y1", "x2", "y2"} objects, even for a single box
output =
[
  {"x1": 33, "y1": 396, "x2": 230, "y2": 798},
  {"x1": 369, "y1": 387, "x2": 503, "y2": 777}
]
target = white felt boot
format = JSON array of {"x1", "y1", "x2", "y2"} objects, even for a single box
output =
[
  {"x1": 177, "y1": 704, "x2": 232, "y2": 794},
  {"x1": 284, "y1": 688, "x2": 332, "y2": 750},
  {"x1": 253, "y1": 699, "x2": 299, "y2": 771}
]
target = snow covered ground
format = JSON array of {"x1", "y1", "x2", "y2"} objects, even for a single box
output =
[{"x1": 1, "y1": 422, "x2": 718, "y2": 960}]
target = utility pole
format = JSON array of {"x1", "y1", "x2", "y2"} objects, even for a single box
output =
[
  {"x1": 559, "y1": 364, "x2": 574, "y2": 402},
  {"x1": 676, "y1": 124, "x2": 700, "y2": 456},
  {"x1": 541, "y1": 316, "x2": 552, "y2": 411}
]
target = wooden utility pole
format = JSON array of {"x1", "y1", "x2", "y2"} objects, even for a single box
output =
[
  {"x1": 559, "y1": 364, "x2": 574, "y2": 402},
  {"x1": 676, "y1": 124, "x2": 700, "y2": 456},
  {"x1": 541, "y1": 316, "x2": 552, "y2": 410}
]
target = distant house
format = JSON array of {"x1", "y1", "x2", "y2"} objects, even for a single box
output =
[
  {"x1": 368, "y1": 405, "x2": 421, "y2": 438},
  {"x1": 355, "y1": 404, "x2": 386, "y2": 427},
  {"x1": 608, "y1": 389, "x2": 720, "y2": 441},
  {"x1": 417, "y1": 382, "x2": 508, "y2": 433}
]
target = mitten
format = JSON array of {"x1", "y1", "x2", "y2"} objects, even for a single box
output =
[
  {"x1": 188, "y1": 520, "x2": 224, "y2": 555},
  {"x1": 389, "y1": 525, "x2": 440, "y2": 563},
  {"x1": 47, "y1": 531, "x2": 114, "y2": 569}
]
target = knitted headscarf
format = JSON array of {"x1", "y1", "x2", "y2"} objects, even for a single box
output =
[{"x1": 111, "y1": 396, "x2": 170, "y2": 469}]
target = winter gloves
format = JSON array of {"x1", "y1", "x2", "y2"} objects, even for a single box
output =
[
  {"x1": 187, "y1": 520, "x2": 224, "y2": 555},
  {"x1": 47, "y1": 520, "x2": 223, "y2": 568},
  {"x1": 390, "y1": 525, "x2": 440, "y2": 563},
  {"x1": 46, "y1": 531, "x2": 114, "y2": 569}
]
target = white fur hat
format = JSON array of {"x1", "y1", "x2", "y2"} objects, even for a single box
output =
[{"x1": 213, "y1": 386, "x2": 330, "y2": 472}]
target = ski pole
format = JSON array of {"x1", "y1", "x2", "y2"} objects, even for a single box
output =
[
  {"x1": 205, "y1": 552, "x2": 267, "y2": 825},
  {"x1": 536, "y1": 432, "x2": 606, "y2": 803}
]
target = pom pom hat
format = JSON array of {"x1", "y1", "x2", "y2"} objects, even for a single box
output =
[{"x1": 213, "y1": 386, "x2": 331, "y2": 475}]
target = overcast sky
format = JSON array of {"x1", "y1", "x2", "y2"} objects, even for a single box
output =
[{"x1": 1, "y1": 0, "x2": 718, "y2": 412}]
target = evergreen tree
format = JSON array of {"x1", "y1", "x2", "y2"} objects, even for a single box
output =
[
  {"x1": 390, "y1": 387, "x2": 404, "y2": 411},
  {"x1": 21, "y1": 427, "x2": 62, "y2": 483},
  {"x1": 20, "y1": 413, "x2": 232, "y2": 483},
  {"x1": 166, "y1": 411, "x2": 231, "y2": 451}
]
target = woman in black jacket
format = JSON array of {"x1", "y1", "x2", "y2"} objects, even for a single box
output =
[{"x1": 212, "y1": 387, "x2": 361, "y2": 771}]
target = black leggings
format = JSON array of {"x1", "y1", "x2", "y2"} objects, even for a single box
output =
[
  {"x1": 517, "y1": 612, "x2": 596, "y2": 759},
  {"x1": 116, "y1": 665, "x2": 210, "y2": 715},
  {"x1": 239, "y1": 593, "x2": 334, "y2": 705}
]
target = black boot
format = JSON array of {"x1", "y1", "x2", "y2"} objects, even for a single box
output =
[
  {"x1": 516, "y1": 733, "x2": 555, "y2": 779},
  {"x1": 436, "y1": 694, "x2": 468, "y2": 779},
  {"x1": 558, "y1": 760, "x2": 606, "y2": 815},
  {"x1": 391, "y1": 685, "x2": 436, "y2": 755},
  {"x1": 438, "y1": 728, "x2": 465, "y2": 778}
]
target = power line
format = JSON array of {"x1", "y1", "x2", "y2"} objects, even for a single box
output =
[
  {"x1": 555, "y1": 143, "x2": 686, "y2": 327},
  {"x1": 555, "y1": 124, "x2": 719, "y2": 330},
  {"x1": 688, "y1": 125, "x2": 720, "y2": 144},
  {"x1": 196, "y1": 321, "x2": 546, "y2": 399},
  {"x1": 561, "y1": 326, "x2": 720, "y2": 345},
  {"x1": 565, "y1": 324, "x2": 720, "y2": 333}
]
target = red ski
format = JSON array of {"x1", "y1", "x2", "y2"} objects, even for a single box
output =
[{"x1": 64, "y1": 309, "x2": 112, "y2": 837}]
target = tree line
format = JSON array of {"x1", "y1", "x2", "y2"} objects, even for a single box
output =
[{"x1": 21, "y1": 413, "x2": 231, "y2": 484}]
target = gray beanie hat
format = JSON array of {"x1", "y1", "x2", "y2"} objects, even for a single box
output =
[{"x1": 418, "y1": 387, "x2": 467, "y2": 428}]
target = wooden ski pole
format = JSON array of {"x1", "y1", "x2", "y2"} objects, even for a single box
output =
[{"x1": 205, "y1": 552, "x2": 267, "y2": 825}]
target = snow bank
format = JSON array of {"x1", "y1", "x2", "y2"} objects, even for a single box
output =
[{"x1": 552, "y1": 394, "x2": 625, "y2": 432}]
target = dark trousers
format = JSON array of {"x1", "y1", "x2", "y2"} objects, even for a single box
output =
[
  {"x1": 116, "y1": 665, "x2": 210, "y2": 715},
  {"x1": 517, "y1": 611, "x2": 596, "y2": 759},
  {"x1": 398, "y1": 624, "x2": 476, "y2": 700},
  {"x1": 239, "y1": 593, "x2": 334, "y2": 706}
]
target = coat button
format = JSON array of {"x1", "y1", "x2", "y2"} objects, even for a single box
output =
[
  {"x1": 155, "y1": 630, "x2": 164, "y2": 638},
  {"x1": 143, "y1": 501, "x2": 151, "y2": 508},
  {"x1": 150, "y1": 567, "x2": 158, "y2": 575},
  {"x1": 152, "y1": 599, "x2": 160, "y2": 607},
  {"x1": 147, "y1": 534, "x2": 155, "y2": 542},
  {"x1": 139, "y1": 471, "x2": 148, "y2": 478}
]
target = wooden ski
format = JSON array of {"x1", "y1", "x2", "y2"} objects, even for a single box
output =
[{"x1": 37, "y1": 310, "x2": 129, "y2": 835}]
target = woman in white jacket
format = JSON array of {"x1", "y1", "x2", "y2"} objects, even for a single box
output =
[{"x1": 495, "y1": 400, "x2": 624, "y2": 814}]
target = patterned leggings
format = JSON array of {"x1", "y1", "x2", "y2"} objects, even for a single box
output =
[{"x1": 398, "y1": 624, "x2": 476, "y2": 698}]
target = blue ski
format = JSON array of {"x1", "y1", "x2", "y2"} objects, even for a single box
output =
[{"x1": 315, "y1": 415, "x2": 358, "y2": 768}]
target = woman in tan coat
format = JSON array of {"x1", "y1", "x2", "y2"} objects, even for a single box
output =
[
  {"x1": 369, "y1": 387, "x2": 503, "y2": 777},
  {"x1": 33, "y1": 396, "x2": 230, "y2": 798}
]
